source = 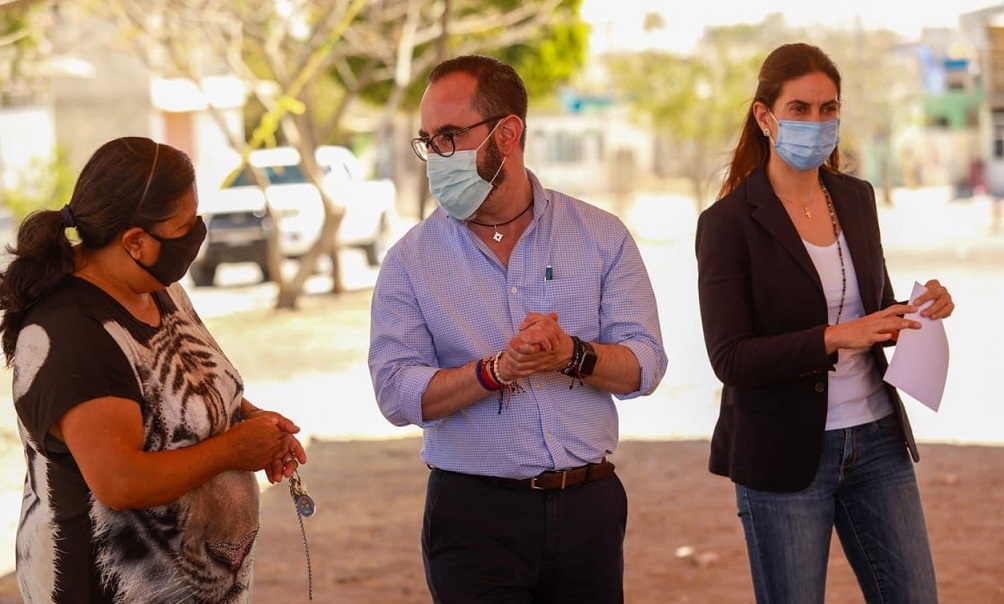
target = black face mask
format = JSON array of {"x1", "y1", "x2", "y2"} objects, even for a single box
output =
[{"x1": 133, "y1": 216, "x2": 207, "y2": 286}]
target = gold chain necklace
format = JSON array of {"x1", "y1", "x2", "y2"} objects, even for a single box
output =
[{"x1": 779, "y1": 194, "x2": 814, "y2": 219}]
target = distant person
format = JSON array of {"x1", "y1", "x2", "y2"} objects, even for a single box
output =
[
  {"x1": 0, "y1": 137, "x2": 307, "y2": 603},
  {"x1": 993, "y1": 194, "x2": 1003, "y2": 234},
  {"x1": 967, "y1": 157, "x2": 986, "y2": 198},
  {"x1": 695, "y1": 43, "x2": 954, "y2": 603},
  {"x1": 962, "y1": 157, "x2": 1004, "y2": 233},
  {"x1": 368, "y1": 55, "x2": 667, "y2": 603}
]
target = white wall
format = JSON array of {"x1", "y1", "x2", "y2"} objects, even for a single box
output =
[{"x1": 523, "y1": 110, "x2": 654, "y2": 197}]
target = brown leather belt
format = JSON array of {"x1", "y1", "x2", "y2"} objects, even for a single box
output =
[{"x1": 494, "y1": 460, "x2": 616, "y2": 491}]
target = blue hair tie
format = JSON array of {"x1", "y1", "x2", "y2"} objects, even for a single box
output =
[{"x1": 60, "y1": 205, "x2": 76, "y2": 228}]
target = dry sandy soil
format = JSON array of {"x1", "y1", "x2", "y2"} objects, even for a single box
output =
[
  {"x1": 246, "y1": 437, "x2": 1004, "y2": 604},
  {"x1": 0, "y1": 289, "x2": 1001, "y2": 603}
]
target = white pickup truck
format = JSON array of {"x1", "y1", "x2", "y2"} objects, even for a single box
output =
[{"x1": 190, "y1": 145, "x2": 397, "y2": 286}]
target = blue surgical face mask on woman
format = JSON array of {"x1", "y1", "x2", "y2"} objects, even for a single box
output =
[
  {"x1": 427, "y1": 122, "x2": 506, "y2": 221},
  {"x1": 768, "y1": 111, "x2": 840, "y2": 172}
]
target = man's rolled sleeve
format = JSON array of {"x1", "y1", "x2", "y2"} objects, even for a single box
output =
[
  {"x1": 373, "y1": 361, "x2": 443, "y2": 428},
  {"x1": 617, "y1": 338, "x2": 667, "y2": 399},
  {"x1": 600, "y1": 230, "x2": 668, "y2": 400},
  {"x1": 369, "y1": 255, "x2": 446, "y2": 429}
]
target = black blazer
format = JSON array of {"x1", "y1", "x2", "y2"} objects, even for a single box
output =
[{"x1": 695, "y1": 165, "x2": 918, "y2": 492}]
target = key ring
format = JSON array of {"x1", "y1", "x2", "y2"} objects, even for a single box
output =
[
  {"x1": 288, "y1": 469, "x2": 315, "y2": 599},
  {"x1": 289, "y1": 468, "x2": 316, "y2": 517}
]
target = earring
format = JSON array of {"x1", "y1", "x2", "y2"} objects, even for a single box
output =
[{"x1": 762, "y1": 128, "x2": 770, "y2": 137}]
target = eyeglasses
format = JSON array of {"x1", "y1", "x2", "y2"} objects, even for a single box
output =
[{"x1": 411, "y1": 115, "x2": 507, "y2": 161}]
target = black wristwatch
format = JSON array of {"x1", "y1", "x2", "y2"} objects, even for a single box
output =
[
  {"x1": 562, "y1": 336, "x2": 598, "y2": 378},
  {"x1": 577, "y1": 339, "x2": 597, "y2": 377}
]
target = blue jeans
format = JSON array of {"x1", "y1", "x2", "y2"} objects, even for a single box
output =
[{"x1": 735, "y1": 414, "x2": 938, "y2": 604}]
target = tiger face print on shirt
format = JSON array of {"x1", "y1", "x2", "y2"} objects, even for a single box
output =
[{"x1": 13, "y1": 279, "x2": 258, "y2": 604}]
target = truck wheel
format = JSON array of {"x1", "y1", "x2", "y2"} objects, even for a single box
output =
[
  {"x1": 364, "y1": 213, "x2": 389, "y2": 267},
  {"x1": 190, "y1": 262, "x2": 217, "y2": 287},
  {"x1": 258, "y1": 261, "x2": 273, "y2": 283}
]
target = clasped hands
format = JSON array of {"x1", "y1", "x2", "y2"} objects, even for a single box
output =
[
  {"x1": 497, "y1": 312, "x2": 574, "y2": 380},
  {"x1": 236, "y1": 407, "x2": 307, "y2": 484}
]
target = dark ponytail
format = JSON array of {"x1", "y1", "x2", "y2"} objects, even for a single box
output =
[
  {"x1": 0, "y1": 209, "x2": 75, "y2": 363},
  {"x1": 0, "y1": 136, "x2": 195, "y2": 365}
]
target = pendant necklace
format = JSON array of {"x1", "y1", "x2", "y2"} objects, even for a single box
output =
[
  {"x1": 781, "y1": 194, "x2": 814, "y2": 219},
  {"x1": 469, "y1": 200, "x2": 533, "y2": 242}
]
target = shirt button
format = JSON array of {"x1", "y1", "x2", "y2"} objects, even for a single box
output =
[
  {"x1": 814, "y1": 382, "x2": 825, "y2": 393},
  {"x1": 510, "y1": 286, "x2": 518, "y2": 294}
]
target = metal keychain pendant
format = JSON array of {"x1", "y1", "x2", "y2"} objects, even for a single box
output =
[
  {"x1": 289, "y1": 470, "x2": 316, "y2": 517},
  {"x1": 288, "y1": 469, "x2": 315, "y2": 600}
]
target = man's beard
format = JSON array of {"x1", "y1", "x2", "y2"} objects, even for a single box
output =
[{"x1": 477, "y1": 137, "x2": 506, "y2": 192}]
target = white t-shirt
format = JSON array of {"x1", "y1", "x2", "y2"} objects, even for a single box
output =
[{"x1": 803, "y1": 232, "x2": 893, "y2": 430}]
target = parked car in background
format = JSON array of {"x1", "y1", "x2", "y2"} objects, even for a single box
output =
[
  {"x1": 0, "y1": 207, "x2": 17, "y2": 270},
  {"x1": 190, "y1": 145, "x2": 397, "y2": 286}
]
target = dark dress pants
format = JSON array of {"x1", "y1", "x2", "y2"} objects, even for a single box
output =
[{"x1": 422, "y1": 468, "x2": 628, "y2": 604}]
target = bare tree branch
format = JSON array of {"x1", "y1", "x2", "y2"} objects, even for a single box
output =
[{"x1": 92, "y1": 0, "x2": 577, "y2": 308}]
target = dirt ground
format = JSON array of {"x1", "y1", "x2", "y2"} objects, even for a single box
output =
[
  {"x1": 243, "y1": 437, "x2": 1004, "y2": 604},
  {"x1": 0, "y1": 290, "x2": 1001, "y2": 602},
  {"x1": 0, "y1": 437, "x2": 1001, "y2": 603}
]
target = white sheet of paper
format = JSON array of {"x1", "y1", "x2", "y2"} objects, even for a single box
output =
[{"x1": 884, "y1": 282, "x2": 950, "y2": 412}]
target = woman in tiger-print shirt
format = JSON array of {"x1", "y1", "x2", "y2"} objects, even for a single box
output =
[{"x1": 0, "y1": 137, "x2": 307, "y2": 603}]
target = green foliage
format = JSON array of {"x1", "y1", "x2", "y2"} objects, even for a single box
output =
[
  {"x1": 605, "y1": 35, "x2": 763, "y2": 207},
  {"x1": 0, "y1": 0, "x2": 52, "y2": 106},
  {"x1": 607, "y1": 15, "x2": 927, "y2": 206},
  {"x1": 93, "y1": 0, "x2": 591, "y2": 304},
  {"x1": 3, "y1": 147, "x2": 77, "y2": 220},
  {"x1": 607, "y1": 30, "x2": 764, "y2": 137},
  {"x1": 344, "y1": 0, "x2": 588, "y2": 112},
  {"x1": 618, "y1": 19, "x2": 774, "y2": 136},
  {"x1": 0, "y1": 11, "x2": 30, "y2": 41},
  {"x1": 496, "y1": 2, "x2": 589, "y2": 100}
]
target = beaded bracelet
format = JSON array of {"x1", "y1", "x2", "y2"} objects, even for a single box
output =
[
  {"x1": 476, "y1": 357, "x2": 503, "y2": 391},
  {"x1": 561, "y1": 336, "x2": 585, "y2": 389},
  {"x1": 490, "y1": 351, "x2": 524, "y2": 414},
  {"x1": 473, "y1": 351, "x2": 525, "y2": 414},
  {"x1": 491, "y1": 351, "x2": 517, "y2": 386},
  {"x1": 561, "y1": 336, "x2": 583, "y2": 377}
]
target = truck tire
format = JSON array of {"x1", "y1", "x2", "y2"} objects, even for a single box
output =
[
  {"x1": 190, "y1": 262, "x2": 217, "y2": 287},
  {"x1": 258, "y1": 260, "x2": 273, "y2": 283},
  {"x1": 364, "y1": 213, "x2": 389, "y2": 267}
]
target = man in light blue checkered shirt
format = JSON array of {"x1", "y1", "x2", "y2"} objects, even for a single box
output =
[{"x1": 368, "y1": 54, "x2": 667, "y2": 603}]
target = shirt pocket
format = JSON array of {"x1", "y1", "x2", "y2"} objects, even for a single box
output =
[{"x1": 526, "y1": 274, "x2": 601, "y2": 340}]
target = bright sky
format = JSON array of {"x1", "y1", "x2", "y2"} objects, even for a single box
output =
[{"x1": 581, "y1": 0, "x2": 1003, "y2": 54}]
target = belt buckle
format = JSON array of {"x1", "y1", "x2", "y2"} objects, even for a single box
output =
[{"x1": 530, "y1": 470, "x2": 569, "y2": 490}]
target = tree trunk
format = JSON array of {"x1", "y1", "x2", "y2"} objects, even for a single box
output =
[{"x1": 275, "y1": 208, "x2": 344, "y2": 309}]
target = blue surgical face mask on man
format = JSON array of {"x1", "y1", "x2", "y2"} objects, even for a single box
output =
[
  {"x1": 768, "y1": 111, "x2": 840, "y2": 172},
  {"x1": 427, "y1": 122, "x2": 506, "y2": 221}
]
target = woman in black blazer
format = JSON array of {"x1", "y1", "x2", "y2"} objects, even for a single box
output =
[{"x1": 695, "y1": 43, "x2": 954, "y2": 604}]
